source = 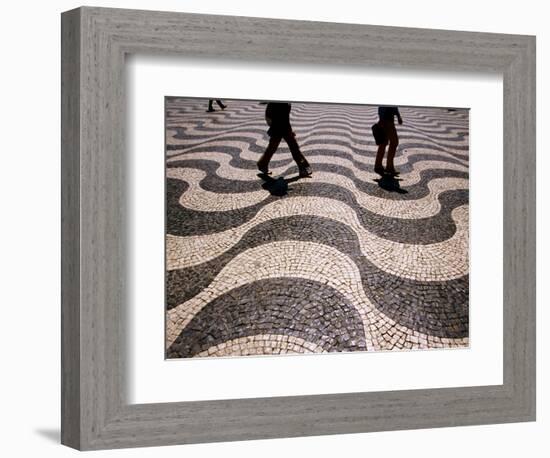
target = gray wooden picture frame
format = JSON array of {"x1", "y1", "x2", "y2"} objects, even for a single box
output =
[{"x1": 61, "y1": 6, "x2": 536, "y2": 451}]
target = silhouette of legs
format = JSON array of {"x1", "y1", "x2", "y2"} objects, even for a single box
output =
[
  {"x1": 257, "y1": 135, "x2": 282, "y2": 172},
  {"x1": 374, "y1": 143, "x2": 386, "y2": 175},
  {"x1": 257, "y1": 131, "x2": 310, "y2": 176},
  {"x1": 207, "y1": 99, "x2": 226, "y2": 112},
  {"x1": 284, "y1": 132, "x2": 310, "y2": 171},
  {"x1": 385, "y1": 123, "x2": 399, "y2": 174},
  {"x1": 374, "y1": 122, "x2": 399, "y2": 175}
]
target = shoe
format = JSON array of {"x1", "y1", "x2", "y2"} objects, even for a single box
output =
[
  {"x1": 374, "y1": 165, "x2": 385, "y2": 176},
  {"x1": 220, "y1": 104, "x2": 227, "y2": 110},
  {"x1": 206, "y1": 107, "x2": 215, "y2": 112},
  {"x1": 298, "y1": 165, "x2": 312, "y2": 177},
  {"x1": 257, "y1": 162, "x2": 270, "y2": 175}
]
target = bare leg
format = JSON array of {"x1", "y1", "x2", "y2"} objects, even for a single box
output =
[
  {"x1": 257, "y1": 135, "x2": 282, "y2": 173},
  {"x1": 374, "y1": 143, "x2": 387, "y2": 175},
  {"x1": 375, "y1": 144, "x2": 386, "y2": 168},
  {"x1": 386, "y1": 143, "x2": 397, "y2": 171},
  {"x1": 385, "y1": 124, "x2": 399, "y2": 172}
]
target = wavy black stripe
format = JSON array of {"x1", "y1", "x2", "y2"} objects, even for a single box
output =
[
  {"x1": 167, "y1": 277, "x2": 367, "y2": 358},
  {"x1": 166, "y1": 215, "x2": 468, "y2": 339}
]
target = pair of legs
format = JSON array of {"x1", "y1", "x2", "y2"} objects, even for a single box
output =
[
  {"x1": 207, "y1": 99, "x2": 226, "y2": 112},
  {"x1": 257, "y1": 130, "x2": 311, "y2": 176},
  {"x1": 374, "y1": 121, "x2": 399, "y2": 174}
]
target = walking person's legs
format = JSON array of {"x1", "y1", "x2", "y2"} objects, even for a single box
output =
[
  {"x1": 385, "y1": 124, "x2": 399, "y2": 174},
  {"x1": 374, "y1": 143, "x2": 387, "y2": 175},
  {"x1": 374, "y1": 120, "x2": 388, "y2": 175},
  {"x1": 215, "y1": 99, "x2": 226, "y2": 110},
  {"x1": 257, "y1": 135, "x2": 282, "y2": 173},
  {"x1": 207, "y1": 99, "x2": 214, "y2": 112},
  {"x1": 284, "y1": 131, "x2": 311, "y2": 176}
]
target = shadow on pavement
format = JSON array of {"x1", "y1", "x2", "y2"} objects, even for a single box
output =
[
  {"x1": 258, "y1": 173, "x2": 303, "y2": 196},
  {"x1": 374, "y1": 174, "x2": 408, "y2": 194}
]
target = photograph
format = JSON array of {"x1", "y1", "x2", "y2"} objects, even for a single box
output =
[{"x1": 164, "y1": 97, "x2": 470, "y2": 359}]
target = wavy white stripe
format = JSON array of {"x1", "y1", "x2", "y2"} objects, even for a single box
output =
[
  {"x1": 168, "y1": 137, "x2": 469, "y2": 168},
  {"x1": 167, "y1": 167, "x2": 468, "y2": 219},
  {"x1": 194, "y1": 334, "x2": 327, "y2": 357},
  {"x1": 166, "y1": 102, "x2": 468, "y2": 133},
  {"x1": 167, "y1": 196, "x2": 468, "y2": 281},
  {"x1": 167, "y1": 151, "x2": 467, "y2": 186},
  {"x1": 167, "y1": 124, "x2": 469, "y2": 152},
  {"x1": 166, "y1": 241, "x2": 468, "y2": 350},
  {"x1": 166, "y1": 116, "x2": 468, "y2": 144},
  {"x1": 167, "y1": 101, "x2": 466, "y2": 124}
]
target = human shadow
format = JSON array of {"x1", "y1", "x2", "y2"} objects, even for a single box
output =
[
  {"x1": 374, "y1": 174, "x2": 408, "y2": 194},
  {"x1": 258, "y1": 173, "x2": 303, "y2": 196}
]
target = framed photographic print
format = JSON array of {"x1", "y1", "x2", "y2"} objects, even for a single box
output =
[
  {"x1": 61, "y1": 6, "x2": 536, "y2": 450},
  {"x1": 164, "y1": 97, "x2": 470, "y2": 359}
]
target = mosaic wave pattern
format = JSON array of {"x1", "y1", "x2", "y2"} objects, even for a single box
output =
[{"x1": 165, "y1": 98, "x2": 469, "y2": 358}]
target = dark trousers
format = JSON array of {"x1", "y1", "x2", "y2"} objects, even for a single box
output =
[{"x1": 258, "y1": 130, "x2": 310, "y2": 170}]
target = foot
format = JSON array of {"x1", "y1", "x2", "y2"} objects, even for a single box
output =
[
  {"x1": 220, "y1": 104, "x2": 227, "y2": 110},
  {"x1": 257, "y1": 162, "x2": 270, "y2": 175},
  {"x1": 298, "y1": 165, "x2": 312, "y2": 177},
  {"x1": 374, "y1": 165, "x2": 385, "y2": 176},
  {"x1": 206, "y1": 107, "x2": 215, "y2": 112},
  {"x1": 385, "y1": 167, "x2": 399, "y2": 176}
]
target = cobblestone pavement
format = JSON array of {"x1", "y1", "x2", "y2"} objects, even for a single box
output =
[{"x1": 165, "y1": 98, "x2": 469, "y2": 358}]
